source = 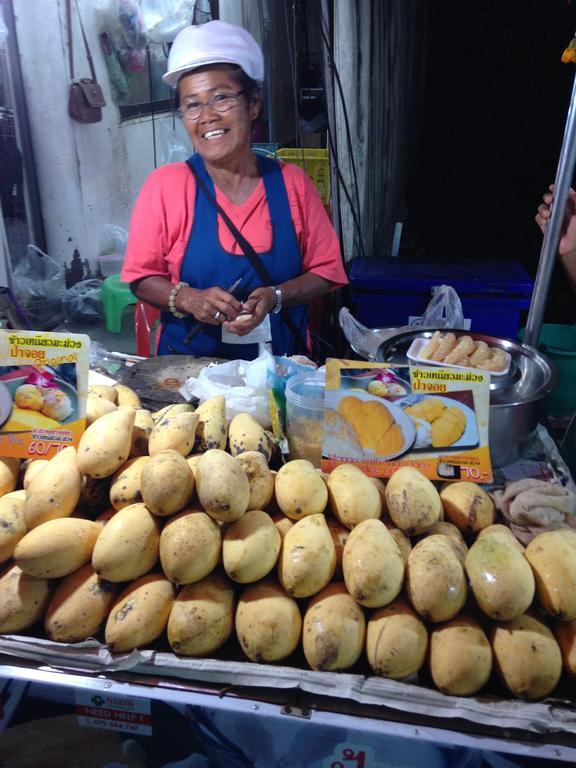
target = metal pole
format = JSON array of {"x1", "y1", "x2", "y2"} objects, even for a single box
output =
[
  {"x1": 2, "y1": 0, "x2": 47, "y2": 253},
  {"x1": 320, "y1": 0, "x2": 341, "y2": 240},
  {"x1": 525, "y1": 70, "x2": 576, "y2": 348}
]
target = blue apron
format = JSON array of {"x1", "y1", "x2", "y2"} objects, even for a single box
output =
[{"x1": 158, "y1": 154, "x2": 308, "y2": 359}]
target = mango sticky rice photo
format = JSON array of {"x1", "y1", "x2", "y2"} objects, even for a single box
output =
[
  {"x1": 14, "y1": 383, "x2": 43, "y2": 411},
  {"x1": 41, "y1": 388, "x2": 73, "y2": 422}
]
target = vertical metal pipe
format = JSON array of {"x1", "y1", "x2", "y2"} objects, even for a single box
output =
[
  {"x1": 320, "y1": 0, "x2": 341, "y2": 240},
  {"x1": 525, "y1": 71, "x2": 576, "y2": 348},
  {"x1": 2, "y1": 0, "x2": 47, "y2": 253}
]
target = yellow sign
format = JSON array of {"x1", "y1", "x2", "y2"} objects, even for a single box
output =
[
  {"x1": 0, "y1": 330, "x2": 89, "y2": 459},
  {"x1": 321, "y1": 358, "x2": 493, "y2": 483}
]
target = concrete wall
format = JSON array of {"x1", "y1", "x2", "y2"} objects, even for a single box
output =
[
  {"x1": 12, "y1": 0, "x2": 191, "y2": 271},
  {"x1": 11, "y1": 0, "x2": 298, "y2": 272}
]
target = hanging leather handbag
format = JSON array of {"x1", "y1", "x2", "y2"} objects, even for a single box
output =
[{"x1": 66, "y1": 0, "x2": 106, "y2": 123}]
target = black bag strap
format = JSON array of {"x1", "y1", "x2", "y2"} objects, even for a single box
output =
[
  {"x1": 66, "y1": 0, "x2": 98, "y2": 82},
  {"x1": 187, "y1": 159, "x2": 308, "y2": 355}
]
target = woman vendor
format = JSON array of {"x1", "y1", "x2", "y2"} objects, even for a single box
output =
[{"x1": 122, "y1": 20, "x2": 347, "y2": 358}]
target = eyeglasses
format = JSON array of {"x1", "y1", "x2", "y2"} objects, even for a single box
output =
[{"x1": 178, "y1": 91, "x2": 245, "y2": 122}]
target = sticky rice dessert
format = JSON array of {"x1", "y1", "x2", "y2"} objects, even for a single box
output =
[
  {"x1": 324, "y1": 408, "x2": 364, "y2": 459},
  {"x1": 413, "y1": 417, "x2": 432, "y2": 449},
  {"x1": 14, "y1": 384, "x2": 43, "y2": 411},
  {"x1": 41, "y1": 388, "x2": 72, "y2": 422}
]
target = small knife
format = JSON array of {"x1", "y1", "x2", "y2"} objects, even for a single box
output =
[{"x1": 182, "y1": 278, "x2": 242, "y2": 345}]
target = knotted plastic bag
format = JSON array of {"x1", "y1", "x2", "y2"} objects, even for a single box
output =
[
  {"x1": 13, "y1": 245, "x2": 67, "y2": 330},
  {"x1": 412, "y1": 284, "x2": 465, "y2": 329},
  {"x1": 339, "y1": 285, "x2": 466, "y2": 360},
  {"x1": 179, "y1": 350, "x2": 273, "y2": 427},
  {"x1": 63, "y1": 279, "x2": 103, "y2": 322}
]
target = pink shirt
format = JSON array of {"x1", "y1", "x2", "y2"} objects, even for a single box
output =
[{"x1": 122, "y1": 160, "x2": 348, "y2": 288}]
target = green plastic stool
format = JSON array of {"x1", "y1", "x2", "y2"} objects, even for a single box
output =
[{"x1": 102, "y1": 274, "x2": 137, "y2": 333}]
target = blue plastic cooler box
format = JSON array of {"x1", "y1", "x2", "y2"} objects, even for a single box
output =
[{"x1": 349, "y1": 258, "x2": 534, "y2": 339}]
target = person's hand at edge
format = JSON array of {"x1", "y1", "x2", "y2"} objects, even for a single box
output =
[{"x1": 536, "y1": 185, "x2": 576, "y2": 256}]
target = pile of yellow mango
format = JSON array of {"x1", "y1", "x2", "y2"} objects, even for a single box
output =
[{"x1": 0, "y1": 383, "x2": 574, "y2": 703}]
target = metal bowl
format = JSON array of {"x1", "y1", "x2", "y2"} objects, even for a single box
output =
[{"x1": 376, "y1": 329, "x2": 558, "y2": 468}]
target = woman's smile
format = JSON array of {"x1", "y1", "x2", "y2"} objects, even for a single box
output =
[{"x1": 179, "y1": 67, "x2": 258, "y2": 165}]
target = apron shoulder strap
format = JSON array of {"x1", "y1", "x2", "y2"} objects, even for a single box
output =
[{"x1": 185, "y1": 155, "x2": 308, "y2": 355}]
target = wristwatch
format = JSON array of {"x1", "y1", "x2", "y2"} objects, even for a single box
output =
[{"x1": 271, "y1": 285, "x2": 283, "y2": 314}]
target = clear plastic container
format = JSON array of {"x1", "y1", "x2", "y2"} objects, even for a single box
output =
[{"x1": 285, "y1": 370, "x2": 326, "y2": 466}]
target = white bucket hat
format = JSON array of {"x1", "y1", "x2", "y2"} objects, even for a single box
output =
[{"x1": 163, "y1": 20, "x2": 264, "y2": 87}]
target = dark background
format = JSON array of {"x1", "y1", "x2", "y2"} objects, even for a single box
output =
[{"x1": 408, "y1": 0, "x2": 576, "y2": 323}]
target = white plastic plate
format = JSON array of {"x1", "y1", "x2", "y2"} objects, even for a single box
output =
[{"x1": 406, "y1": 337, "x2": 511, "y2": 377}]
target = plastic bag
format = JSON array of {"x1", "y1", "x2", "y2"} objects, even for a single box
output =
[
  {"x1": 158, "y1": 120, "x2": 191, "y2": 165},
  {"x1": 339, "y1": 286, "x2": 466, "y2": 361},
  {"x1": 93, "y1": 0, "x2": 146, "y2": 72},
  {"x1": 63, "y1": 279, "x2": 103, "y2": 322},
  {"x1": 411, "y1": 285, "x2": 465, "y2": 329},
  {"x1": 339, "y1": 308, "x2": 400, "y2": 361},
  {"x1": 142, "y1": 0, "x2": 199, "y2": 43},
  {"x1": 179, "y1": 351, "x2": 273, "y2": 427},
  {"x1": 118, "y1": 0, "x2": 148, "y2": 50},
  {"x1": 99, "y1": 225, "x2": 128, "y2": 256},
  {"x1": 13, "y1": 245, "x2": 67, "y2": 330},
  {"x1": 98, "y1": 225, "x2": 128, "y2": 276}
]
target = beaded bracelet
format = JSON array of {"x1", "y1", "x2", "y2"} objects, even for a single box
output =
[{"x1": 168, "y1": 281, "x2": 188, "y2": 319}]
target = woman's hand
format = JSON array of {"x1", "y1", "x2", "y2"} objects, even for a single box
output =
[
  {"x1": 223, "y1": 286, "x2": 275, "y2": 336},
  {"x1": 178, "y1": 285, "x2": 243, "y2": 325},
  {"x1": 132, "y1": 276, "x2": 243, "y2": 324},
  {"x1": 536, "y1": 185, "x2": 576, "y2": 257}
]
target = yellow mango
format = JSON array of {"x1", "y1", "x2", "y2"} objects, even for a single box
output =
[
  {"x1": 274, "y1": 459, "x2": 327, "y2": 520},
  {"x1": 526, "y1": 530, "x2": 576, "y2": 621},
  {"x1": 24, "y1": 446, "x2": 82, "y2": 528},
  {"x1": 385, "y1": 467, "x2": 442, "y2": 536},
  {"x1": 342, "y1": 518, "x2": 404, "y2": 608},
  {"x1": 195, "y1": 449, "x2": 250, "y2": 522},
  {"x1": 303, "y1": 583, "x2": 365, "y2": 671},
  {"x1": 105, "y1": 573, "x2": 176, "y2": 653},
  {"x1": 223, "y1": 509, "x2": 281, "y2": 583},
  {"x1": 429, "y1": 615, "x2": 493, "y2": 696},
  {"x1": 160, "y1": 509, "x2": 221, "y2": 585},
  {"x1": 77, "y1": 407, "x2": 136, "y2": 478},
  {"x1": 440, "y1": 482, "x2": 496, "y2": 534},
  {"x1": 0, "y1": 495, "x2": 27, "y2": 563},
  {"x1": 0, "y1": 564, "x2": 51, "y2": 633},
  {"x1": 366, "y1": 598, "x2": 428, "y2": 679},
  {"x1": 14, "y1": 518, "x2": 100, "y2": 578},
  {"x1": 168, "y1": 572, "x2": 235, "y2": 656},
  {"x1": 491, "y1": 613, "x2": 562, "y2": 700},
  {"x1": 465, "y1": 535, "x2": 534, "y2": 621},
  {"x1": 327, "y1": 463, "x2": 382, "y2": 529},
  {"x1": 236, "y1": 581, "x2": 301, "y2": 662},
  {"x1": 406, "y1": 535, "x2": 467, "y2": 622},
  {"x1": 0, "y1": 457, "x2": 20, "y2": 496},
  {"x1": 279, "y1": 514, "x2": 335, "y2": 598},
  {"x1": 92, "y1": 502, "x2": 161, "y2": 582},
  {"x1": 109, "y1": 456, "x2": 149, "y2": 511},
  {"x1": 45, "y1": 563, "x2": 119, "y2": 642}
]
